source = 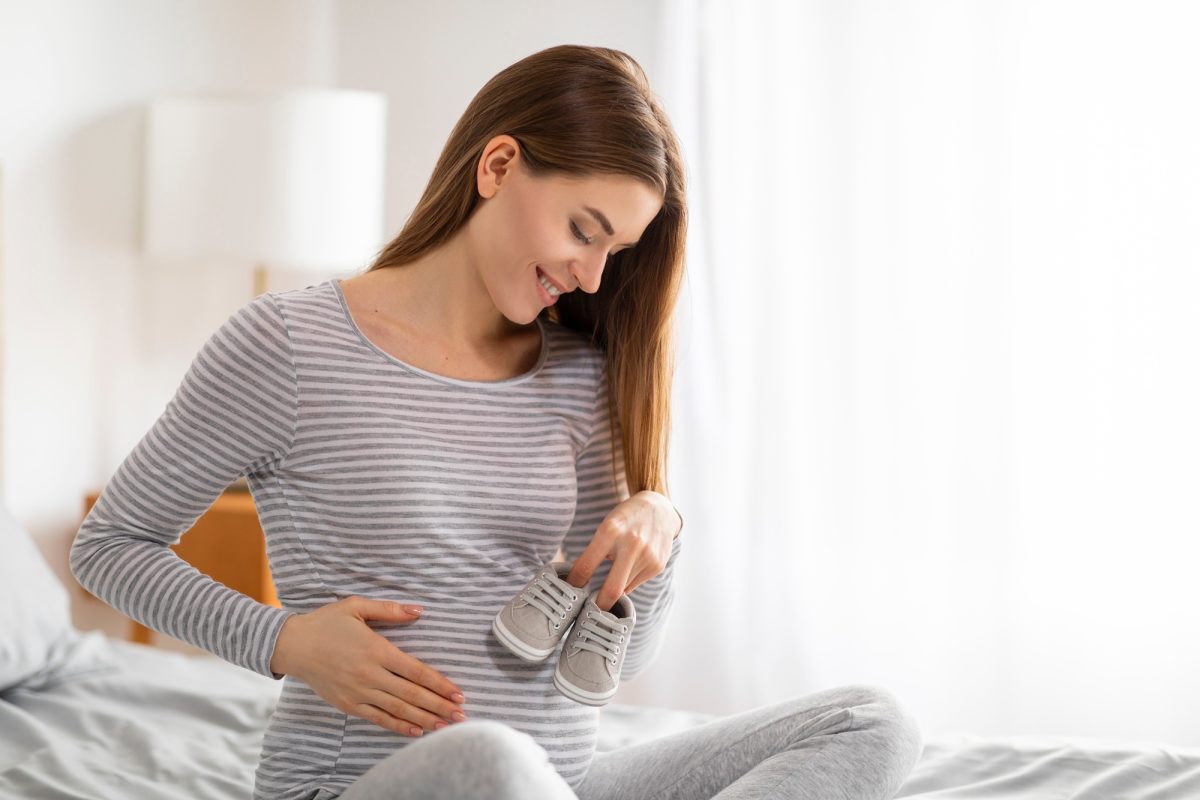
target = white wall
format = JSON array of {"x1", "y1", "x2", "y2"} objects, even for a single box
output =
[{"x1": 0, "y1": 0, "x2": 661, "y2": 652}]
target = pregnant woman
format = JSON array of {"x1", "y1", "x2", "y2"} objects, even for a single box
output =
[{"x1": 71, "y1": 44, "x2": 922, "y2": 800}]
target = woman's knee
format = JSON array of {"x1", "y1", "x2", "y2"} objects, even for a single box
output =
[
  {"x1": 435, "y1": 719, "x2": 544, "y2": 758},
  {"x1": 840, "y1": 684, "x2": 924, "y2": 770},
  {"x1": 431, "y1": 720, "x2": 559, "y2": 790}
]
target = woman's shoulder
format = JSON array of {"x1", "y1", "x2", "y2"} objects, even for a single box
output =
[
  {"x1": 263, "y1": 278, "x2": 339, "y2": 309},
  {"x1": 196, "y1": 282, "x2": 347, "y2": 374},
  {"x1": 251, "y1": 278, "x2": 350, "y2": 334}
]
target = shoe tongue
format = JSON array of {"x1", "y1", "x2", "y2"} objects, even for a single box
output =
[
  {"x1": 592, "y1": 597, "x2": 625, "y2": 621},
  {"x1": 546, "y1": 568, "x2": 577, "y2": 594}
]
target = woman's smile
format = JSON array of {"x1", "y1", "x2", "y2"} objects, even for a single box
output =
[{"x1": 536, "y1": 265, "x2": 563, "y2": 304}]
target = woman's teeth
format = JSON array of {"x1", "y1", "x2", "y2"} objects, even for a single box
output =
[{"x1": 538, "y1": 270, "x2": 562, "y2": 297}]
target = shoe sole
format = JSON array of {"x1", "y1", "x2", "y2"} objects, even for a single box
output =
[
  {"x1": 491, "y1": 614, "x2": 562, "y2": 662},
  {"x1": 553, "y1": 660, "x2": 618, "y2": 706}
]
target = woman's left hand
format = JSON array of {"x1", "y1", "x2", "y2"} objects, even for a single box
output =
[{"x1": 565, "y1": 490, "x2": 682, "y2": 612}]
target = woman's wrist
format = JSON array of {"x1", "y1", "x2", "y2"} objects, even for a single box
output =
[{"x1": 270, "y1": 614, "x2": 303, "y2": 679}]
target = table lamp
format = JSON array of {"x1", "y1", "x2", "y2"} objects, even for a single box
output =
[{"x1": 142, "y1": 88, "x2": 387, "y2": 296}]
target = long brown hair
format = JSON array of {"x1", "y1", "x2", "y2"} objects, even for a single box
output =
[{"x1": 363, "y1": 44, "x2": 688, "y2": 500}]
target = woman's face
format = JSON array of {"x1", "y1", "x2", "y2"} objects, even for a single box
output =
[{"x1": 470, "y1": 135, "x2": 664, "y2": 324}]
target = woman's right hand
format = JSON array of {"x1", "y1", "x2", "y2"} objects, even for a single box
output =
[{"x1": 269, "y1": 596, "x2": 468, "y2": 737}]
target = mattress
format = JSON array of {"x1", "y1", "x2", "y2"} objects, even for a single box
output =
[{"x1": 2, "y1": 631, "x2": 1197, "y2": 799}]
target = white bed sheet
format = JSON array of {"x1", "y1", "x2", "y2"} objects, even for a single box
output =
[
  {"x1": 896, "y1": 731, "x2": 1200, "y2": 799},
  {"x1": 1, "y1": 631, "x2": 281, "y2": 799},
  {"x1": 2, "y1": 631, "x2": 1198, "y2": 799}
]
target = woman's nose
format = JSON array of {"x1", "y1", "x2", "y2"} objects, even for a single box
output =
[{"x1": 571, "y1": 256, "x2": 607, "y2": 294}]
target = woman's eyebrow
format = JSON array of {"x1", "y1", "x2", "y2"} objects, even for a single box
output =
[{"x1": 583, "y1": 206, "x2": 639, "y2": 247}]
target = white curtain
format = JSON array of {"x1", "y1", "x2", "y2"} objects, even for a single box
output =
[{"x1": 620, "y1": 0, "x2": 1200, "y2": 746}]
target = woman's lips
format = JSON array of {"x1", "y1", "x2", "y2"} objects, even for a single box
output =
[
  {"x1": 540, "y1": 268, "x2": 561, "y2": 307},
  {"x1": 538, "y1": 266, "x2": 570, "y2": 293},
  {"x1": 536, "y1": 266, "x2": 565, "y2": 304}
]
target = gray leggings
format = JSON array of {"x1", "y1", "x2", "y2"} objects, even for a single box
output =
[{"x1": 332, "y1": 684, "x2": 924, "y2": 800}]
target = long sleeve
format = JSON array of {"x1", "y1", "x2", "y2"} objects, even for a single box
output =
[
  {"x1": 560, "y1": 357, "x2": 683, "y2": 681},
  {"x1": 69, "y1": 294, "x2": 299, "y2": 680}
]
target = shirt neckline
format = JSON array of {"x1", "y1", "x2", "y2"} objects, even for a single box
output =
[{"x1": 329, "y1": 278, "x2": 550, "y2": 388}]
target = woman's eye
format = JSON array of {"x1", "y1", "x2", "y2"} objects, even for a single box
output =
[{"x1": 570, "y1": 222, "x2": 592, "y2": 245}]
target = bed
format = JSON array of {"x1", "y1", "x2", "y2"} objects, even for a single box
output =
[{"x1": 4, "y1": 506, "x2": 1200, "y2": 798}]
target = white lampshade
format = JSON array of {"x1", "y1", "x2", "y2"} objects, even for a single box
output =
[{"x1": 143, "y1": 89, "x2": 387, "y2": 274}]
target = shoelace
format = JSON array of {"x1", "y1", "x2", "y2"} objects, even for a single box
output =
[
  {"x1": 571, "y1": 610, "x2": 627, "y2": 665},
  {"x1": 522, "y1": 571, "x2": 579, "y2": 629}
]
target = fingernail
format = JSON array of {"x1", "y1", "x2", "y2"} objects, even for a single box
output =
[
  {"x1": 452, "y1": 711, "x2": 467, "y2": 722},
  {"x1": 451, "y1": 692, "x2": 465, "y2": 703},
  {"x1": 433, "y1": 721, "x2": 447, "y2": 731},
  {"x1": 406, "y1": 606, "x2": 422, "y2": 614},
  {"x1": 410, "y1": 726, "x2": 423, "y2": 736}
]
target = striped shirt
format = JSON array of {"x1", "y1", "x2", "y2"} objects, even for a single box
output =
[{"x1": 69, "y1": 278, "x2": 683, "y2": 799}]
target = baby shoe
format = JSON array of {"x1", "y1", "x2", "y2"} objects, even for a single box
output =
[
  {"x1": 492, "y1": 561, "x2": 587, "y2": 662},
  {"x1": 553, "y1": 589, "x2": 636, "y2": 706}
]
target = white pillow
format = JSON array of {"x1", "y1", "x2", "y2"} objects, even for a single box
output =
[{"x1": 0, "y1": 500, "x2": 81, "y2": 692}]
